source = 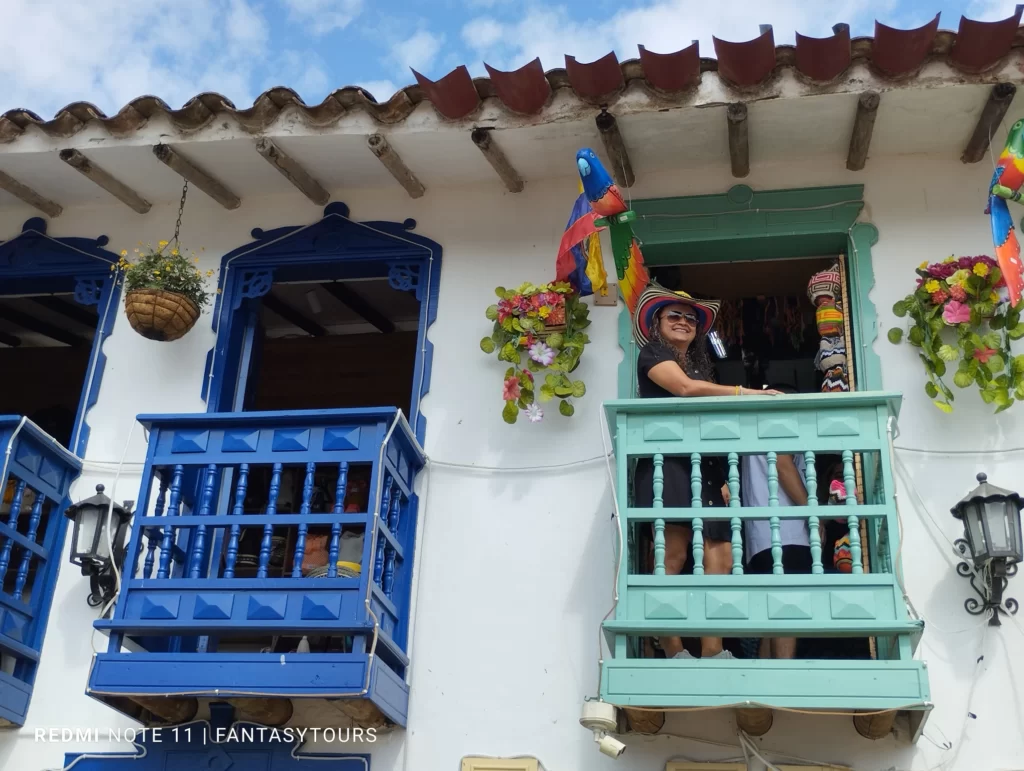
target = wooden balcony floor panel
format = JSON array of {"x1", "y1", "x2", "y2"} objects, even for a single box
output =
[
  {"x1": 0, "y1": 670, "x2": 32, "y2": 725},
  {"x1": 601, "y1": 659, "x2": 930, "y2": 709}
]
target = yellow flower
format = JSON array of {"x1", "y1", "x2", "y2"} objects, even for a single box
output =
[
  {"x1": 206, "y1": 270, "x2": 214, "y2": 277},
  {"x1": 538, "y1": 306, "x2": 551, "y2": 318},
  {"x1": 194, "y1": 257, "x2": 199, "y2": 264},
  {"x1": 947, "y1": 269, "x2": 970, "y2": 288},
  {"x1": 924, "y1": 279, "x2": 940, "y2": 293},
  {"x1": 990, "y1": 291, "x2": 1001, "y2": 303},
  {"x1": 171, "y1": 249, "x2": 179, "y2": 256},
  {"x1": 120, "y1": 249, "x2": 128, "y2": 257},
  {"x1": 973, "y1": 262, "x2": 990, "y2": 277},
  {"x1": 943, "y1": 256, "x2": 955, "y2": 264},
  {"x1": 110, "y1": 264, "x2": 116, "y2": 271},
  {"x1": 918, "y1": 261, "x2": 928, "y2": 270},
  {"x1": 157, "y1": 240, "x2": 169, "y2": 250}
]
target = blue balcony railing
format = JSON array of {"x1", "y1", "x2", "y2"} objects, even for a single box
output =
[
  {"x1": 89, "y1": 408, "x2": 424, "y2": 728},
  {"x1": 601, "y1": 392, "x2": 931, "y2": 739},
  {"x1": 0, "y1": 416, "x2": 82, "y2": 725}
]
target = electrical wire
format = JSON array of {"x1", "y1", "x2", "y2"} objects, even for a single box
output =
[{"x1": 738, "y1": 730, "x2": 783, "y2": 771}]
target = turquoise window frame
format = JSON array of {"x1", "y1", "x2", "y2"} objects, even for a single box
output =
[{"x1": 616, "y1": 183, "x2": 881, "y2": 398}]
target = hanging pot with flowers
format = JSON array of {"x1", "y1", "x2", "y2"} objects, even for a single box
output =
[
  {"x1": 115, "y1": 181, "x2": 217, "y2": 342},
  {"x1": 889, "y1": 254, "x2": 1024, "y2": 412},
  {"x1": 480, "y1": 281, "x2": 591, "y2": 424}
]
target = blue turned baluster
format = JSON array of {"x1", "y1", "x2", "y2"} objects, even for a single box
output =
[
  {"x1": 383, "y1": 486, "x2": 402, "y2": 597},
  {"x1": 767, "y1": 452, "x2": 783, "y2": 575},
  {"x1": 189, "y1": 464, "x2": 218, "y2": 580},
  {"x1": 842, "y1": 450, "x2": 863, "y2": 574},
  {"x1": 258, "y1": 463, "x2": 283, "y2": 579},
  {"x1": 13, "y1": 489, "x2": 43, "y2": 599},
  {"x1": 0, "y1": 480, "x2": 26, "y2": 584},
  {"x1": 652, "y1": 454, "x2": 665, "y2": 576},
  {"x1": 157, "y1": 465, "x2": 184, "y2": 579},
  {"x1": 690, "y1": 453, "x2": 704, "y2": 576},
  {"x1": 328, "y1": 462, "x2": 348, "y2": 578},
  {"x1": 224, "y1": 464, "x2": 249, "y2": 579},
  {"x1": 142, "y1": 475, "x2": 168, "y2": 580},
  {"x1": 291, "y1": 462, "x2": 315, "y2": 578},
  {"x1": 727, "y1": 452, "x2": 743, "y2": 574},
  {"x1": 804, "y1": 451, "x2": 823, "y2": 574},
  {"x1": 374, "y1": 475, "x2": 393, "y2": 586}
]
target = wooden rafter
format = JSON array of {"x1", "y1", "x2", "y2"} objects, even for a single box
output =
[
  {"x1": 262, "y1": 292, "x2": 327, "y2": 337},
  {"x1": 962, "y1": 82, "x2": 1018, "y2": 164},
  {"x1": 0, "y1": 170, "x2": 62, "y2": 218},
  {"x1": 28, "y1": 296, "x2": 98, "y2": 328},
  {"x1": 471, "y1": 128, "x2": 524, "y2": 193},
  {"x1": 367, "y1": 134, "x2": 425, "y2": 198},
  {"x1": 595, "y1": 109, "x2": 635, "y2": 188},
  {"x1": 727, "y1": 103, "x2": 750, "y2": 178},
  {"x1": 0, "y1": 305, "x2": 87, "y2": 347},
  {"x1": 846, "y1": 91, "x2": 880, "y2": 171},
  {"x1": 321, "y1": 282, "x2": 395, "y2": 334},
  {"x1": 59, "y1": 149, "x2": 152, "y2": 213},
  {"x1": 255, "y1": 139, "x2": 330, "y2": 206},
  {"x1": 152, "y1": 144, "x2": 241, "y2": 210},
  {"x1": 0, "y1": 328, "x2": 22, "y2": 347}
]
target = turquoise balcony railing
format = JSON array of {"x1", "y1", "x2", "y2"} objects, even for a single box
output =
[
  {"x1": 0, "y1": 417, "x2": 82, "y2": 725},
  {"x1": 601, "y1": 392, "x2": 931, "y2": 739},
  {"x1": 89, "y1": 408, "x2": 424, "y2": 729}
]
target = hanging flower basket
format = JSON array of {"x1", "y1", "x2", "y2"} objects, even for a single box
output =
[{"x1": 124, "y1": 288, "x2": 200, "y2": 342}]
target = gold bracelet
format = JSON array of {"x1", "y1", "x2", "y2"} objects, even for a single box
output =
[{"x1": 735, "y1": 385, "x2": 741, "y2": 396}]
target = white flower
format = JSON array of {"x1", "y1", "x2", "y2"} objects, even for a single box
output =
[
  {"x1": 526, "y1": 403, "x2": 543, "y2": 423},
  {"x1": 528, "y1": 341, "x2": 555, "y2": 366}
]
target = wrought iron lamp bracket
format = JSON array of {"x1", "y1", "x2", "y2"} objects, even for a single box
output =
[{"x1": 955, "y1": 538, "x2": 1019, "y2": 625}]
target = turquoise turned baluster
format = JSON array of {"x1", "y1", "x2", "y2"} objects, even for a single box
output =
[
  {"x1": 258, "y1": 463, "x2": 283, "y2": 579},
  {"x1": 804, "y1": 451, "x2": 823, "y2": 574},
  {"x1": 189, "y1": 464, "x2": 218, "y2": 579},
  {"x1": 690, "y1": 453, "x2": 704, "y2": 576},
  {"x1": 842, "y1": 450, "x2": 863, "y2": 574},
  {"x1": 224, "y1": 464, "x2": 248, "y2": 578},
  {"x1": 143, "y1": 476, "x2": 168, "y2": 579},
  {"x1": 291, "y1": 462, "x2": 315, "y2": 578},
  {"x1": 157, "y1": 465, "x2": 184, "y2": 580},
  {"x1": 13, "y1": 492, "x2": 44, "y2": 599},
  {"x1": 727, "y1": 452, "x2": 743, "y2": 574},
  {"x1": 0, "y1": 480, "x2": 26, "y2": 584},
  {"x1": 767, "y1": 452, "x2": 783, "y2": 575},
  {"x1": 374, "y1": 476, "x2": 393, "y2": 586},
  {"x1": 383, "y1": 485, "x2": 402, "y2": 597},
  {"x1": 652, "y1": 454, "x2": 666, "y2": 576},
  {"x1": 328, "y1": 462, "x2": 348, "y2": 578}
]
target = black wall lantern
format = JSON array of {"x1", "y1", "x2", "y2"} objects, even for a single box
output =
[
  {"x1": 951, "y1": 472, "x2": 1022, "y2": 625},
  {"x1": 64, "y1": 484, "x2": 133, "y2": 607}
]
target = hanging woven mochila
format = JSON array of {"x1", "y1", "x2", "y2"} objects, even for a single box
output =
[{"x1": 120, "y1": 180, "x2": 213, "y2": 342}]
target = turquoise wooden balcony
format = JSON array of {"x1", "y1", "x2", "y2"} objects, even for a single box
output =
[
  {"x1": 601, "y1": 393, "x2": 931, "y2": 739},
  {"x1": 88, "y1": 408, "x2": 424, "y2": 729},
  {"x1": 0, "y1": 417, "x2": 82, "y2": 725}
]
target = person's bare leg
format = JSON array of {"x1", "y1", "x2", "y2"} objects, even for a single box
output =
[
  {"x1": 699, "y1": 539, "x2": 733, "y2": 657},
  {"x1": 758, "y1": 637, "x2": 771, "y2": 659},
  {"x1": 772, "y1": 637, "x2": 798, "y2": 658},
  {"x1": 652, "y1": 524, "x2": 691, "y2": 658}
]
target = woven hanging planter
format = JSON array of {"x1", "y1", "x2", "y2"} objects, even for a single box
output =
[{"x1": 124, "y1": 288, "x2": 200, "y2": 342}]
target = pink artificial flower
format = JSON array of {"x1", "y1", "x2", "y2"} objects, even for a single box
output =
[
  {"x1": 502, "y1": 376, "x2": 521, "y2": 401},
  {"x1": 928, "y1": 263, "x2": 956, "y2": 279},
  {"x1": 973, "y1": 347, "x2": 998, "y2": 364},
  {"x1": 528, "y1": 341, "x2": 556, "y2": 366},
  {"x1": 497, "y1": 299, "x2": 514, "y2": 323},
  {"x1": 942, "y1": 300, "x2": 971, "y2": 325}
]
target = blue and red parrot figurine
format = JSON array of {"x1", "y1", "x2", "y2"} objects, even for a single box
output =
[
  {"x1": 987, "y1": 118, "x2": 1024, "y2": 307},
  {"x1": 576, "y1": 147, "x2": 628, "y2": 218}
]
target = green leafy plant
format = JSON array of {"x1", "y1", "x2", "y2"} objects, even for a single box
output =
[
  {"x1": 113, "y1": 239, "x2": 217, "y2": 310},
  {"x1": 480, "y1": 281, "x2": 591, "y2": 424},
  {"x1": 889, "y1": 254, "x2": 1024, "y2": 413}
]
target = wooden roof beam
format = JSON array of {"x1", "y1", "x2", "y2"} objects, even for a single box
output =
[
  {"x1": 962, "y1": 82, "x2": 1017, "y2": 164},
  {"x1": 28, "y1": 296, "x2": 98, "y2": 328},
  {"x1": 471, "y1": 128, "x2": 524, "y2": 193},
  {"x1": 596, "y1": 109, "x2": 634, "y2": 188},
  {"x1": 727, "y1": 103, "x2": 749, "y2": 178},
  {"x1": 255, "y1": 138, "x2": 330, "y2": 206},
  {"x1": 152, "y1": 144, "x2": 241, "y2": 210},
  {"x1": 0, "y1": 170, "x2": 62, "y2": 218},
  {"x1": 59, "y1": 149, "x2": 152, "y2": 213},
  {"x1": 0, "y1": 328, "x2": 22, "y2": 348},
  {"x1": 321, "y1": 281, "x2": 395, "y2": 334},
  {"x1": 847, "y1": 91, "x2": 880, "y2": 171},
  {"x1": 0, "y1": 305, "x2": 87, "y2": 347},
  {"x1": 367, "y1": 134, "x2": 425, "y2": 199},
  {"x1": 261, "y1": 292, "x2": 327, "y2": 337}
]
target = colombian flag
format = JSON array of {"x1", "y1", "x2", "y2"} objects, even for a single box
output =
[{"x1": 555, "y1": 182, "x2": 607, "y2": 297}]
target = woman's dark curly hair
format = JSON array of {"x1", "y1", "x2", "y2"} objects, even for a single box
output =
[{"x1": 649, "y1": 308, "x2": 715, "y2": 382}]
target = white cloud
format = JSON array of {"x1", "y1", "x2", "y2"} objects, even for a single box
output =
[
  {"x1": 282, "y1": 0, "x2": 363, "y2": 36},
  {"x1": 966, "y1": 0, "x2": 1022, "y2": 21},
  {"x1": 390, "y1": 30, "x2": 445, "y2": 76},
  {"x1": 462, "y1": 17, "x2": 503, "y2": 51},
  {"x1": 357, "y1": 80, "x2": 400, "y2": 102}
]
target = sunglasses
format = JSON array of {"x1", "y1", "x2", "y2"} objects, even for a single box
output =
[{"x1": 662, "y1": 309, "x2": 699, "y2": 325}]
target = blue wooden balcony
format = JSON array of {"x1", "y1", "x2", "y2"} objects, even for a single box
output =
[
  {"x1": 601, "y1": 392, "x2": 931, "y2": 739},
  {"x1": 0, "y1": 417, "x2": 82, "y2": 725},
  {"x1": 88, "y1": 408, "x2": 424, "y2": 729}
]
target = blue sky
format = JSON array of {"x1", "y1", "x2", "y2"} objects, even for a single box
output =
[{"x1": 0, "y1": 0, "x2": 1016, "y2": 118}]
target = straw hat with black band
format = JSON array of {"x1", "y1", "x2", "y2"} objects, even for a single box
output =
[{"x1": 632, "y1": 280, "x2": 721, "y2": 347}]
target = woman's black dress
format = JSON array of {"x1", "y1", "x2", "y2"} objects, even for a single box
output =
[{"x1": 633, "y1": 342, "x2": 732, "y2": 543}]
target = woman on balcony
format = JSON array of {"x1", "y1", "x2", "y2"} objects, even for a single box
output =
[{"x1": 632, "y1": 283, "x2": 781, "y2": 660}]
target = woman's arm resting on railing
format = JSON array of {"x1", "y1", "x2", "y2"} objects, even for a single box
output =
[
  {"x1": 647, "y1": 362, "x2": 781, "y2": 398},
  {"x1": 777, "y1": 455, "x2": 809, "y2": 506}
]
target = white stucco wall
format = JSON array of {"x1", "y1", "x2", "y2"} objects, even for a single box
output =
[{"x1": 0, "y1": 150, "x2": 1021, "y2": 771}]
